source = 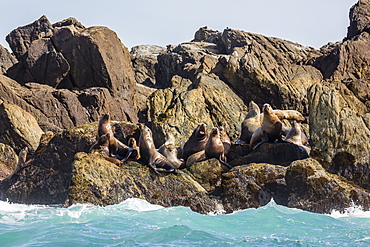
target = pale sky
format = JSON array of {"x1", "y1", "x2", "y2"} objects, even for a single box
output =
[{"x1": 0, "y1": 0, "x2": 358, "y2": 51}]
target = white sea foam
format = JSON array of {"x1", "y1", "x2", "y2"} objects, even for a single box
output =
[
  {"x1": 329, "y1": 203, "x2": 370, "y2": 218},
  {"x1": 118, "y1": 198, "x2": 164, "y2": 212}
]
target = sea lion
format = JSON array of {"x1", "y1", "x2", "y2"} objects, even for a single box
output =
[
  {"x1": 284, "y1": 121, "x2": 311, "y2": 155},
  {"x1": 127, "y1": 137, "x2": 141, "y2": 160},
  {"x1": 6, "y1": 146, "x2": 28, "y2": 179},
  {"x1": 185, "y1": 151, "x2": 206, "y2": 168},
  {"x1": 98, "y1": 113, "x2": 119, "y2": 155},
  {"x1": 205, "y1": 127, "x2": 232, "y2": 168},
  {"x1": 250, "y1": 103, "x2": 283, "y2": 151},
  {"x1": 282, "y1": 125, "x2": 309, "y2": 145},
  {"x1": 89, "y1": 133, "x2": 122, "y2": 166},
  {"x1": 138, "y1": 123, "x2": 177, "y2": 174},
  {"x1": 182, "y1": 123, "x2": 209, "y2": 161},
  {"x1": 272, "y1": 109, "x2": 305, "y2": 121},
  {"x1": 98, "y1": 113, "x2": 138, "y2": 161},
  {"x1": 238, "y1": 101, "x2": 261, "y2": 144},
  {"x1": 158, "y1": 129, "x2": 183, "y2": 169},
  {"x1": 219, "y1": 125, "x2": 231, "y2": 156}
]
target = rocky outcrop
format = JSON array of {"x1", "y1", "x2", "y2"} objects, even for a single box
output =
[
  {"x1": 221, "y1": 163, "x2": 287, "y2": 213},
  {"x1": 314, "y1": 32, "x2": 370, "y2": 80},
  {"x1": 0, "y1": 45, "x2": 16, "y2": 74},
  {"x1": 347, "y1": 0, "x2": 370, "y2": 39},
  {"x1": 148, "y1": 74, "x2": 247, "y2": 146},
  {"x1": 308, "y1": 81, "x2": 370, "y2": 164},
  {"x1": 3, "y1": 1, "x2": 370, "y2": 215},
  {"x1": 5, "y1": 15, "x2": 138, "y2": 124},
  {"x1": 70, "y1": 153, "x2": 218, "y2": 214},
  {"x1": 0, "y1": 121, "x2": 138, "y2": 205},
  {"x1": 0, "y1": 101, "x2": 44, "y2": 152},
  {"x1": 286, "y1": 158, "x2": 370, "y2": 214},
  {"x1": 131, "y1": 45, "x2": 166, "y2": 86},
  {"x1": 229, "y1": 143, "x2": 309, "y2": 167}
]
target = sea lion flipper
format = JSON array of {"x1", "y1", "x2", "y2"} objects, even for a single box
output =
[{"x1": 219, "y1": 158, "x2": 232, "y2": 169}]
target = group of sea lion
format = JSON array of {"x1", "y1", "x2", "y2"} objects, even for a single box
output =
[
  {"x1": 237, "y1": 101, "x2": 310, "y2": 154},
  {"x1": 90, "y1": 113, "x2": 178, "y2": 174},
  {"x1": 90, "y1": 103, "x2": 309, "y2": 174},
  {"x1": 90, "y1": 113, "x2": 234, "y2": 174}
]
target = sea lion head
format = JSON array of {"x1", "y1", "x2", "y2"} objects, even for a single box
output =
[
  {"x1": 99, "y1": 113, "x2": 110, "y2": 124},
  {"x1": 262, "y1": 103, "x2": 273, "y2": 114},
  {"x1": 210, "y1": 127, "x2": 220, "y2": 138},
  {"x1": 248, "y1": 101, "x2": 260, "y2": 115},
  {"x1": 128, "y1": 137, "x2": 137, "y2": 148},
  {"x1": 98, "y1": 133, "x2": 110, "y2": 146},
  {"x1": 195, "y1": 123, "x2": 208, "y2": 141}
]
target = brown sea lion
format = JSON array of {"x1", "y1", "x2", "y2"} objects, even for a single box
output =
[
  {"x1": 272, "y1": 109, "x2": 305, "y2": 121},
  {"x1": 158, "y1": 129, "x2": 183, "y2": 169},
  {"x1": 238, "y1": 101, "x2": 261, "y2": 144},
  {"x1": 98, "y1": 113, "x2": 138, "y2": 161},
  {"x1": 250, "y1": 103, "x2": 283, "y2": 151},
  {"x1": 219, "y1": 125, "x2": 231, "y2": 156},
  {"x1": 7, "y1": 146, "x2": 29, "y2": 179},
  {"x1": 284, "y1": 121, "x2": 311, "y2": 155},
  {"x1": 127, "y1": 137, "x2": 141, "y2": 160},
  {"x1": 89, "y1": 133, "x2": 122, "y2": 166},
  {"x1": 205, "y1": 127, "x2": 232, "y2": 168},
  {"x1": 282, "y1": 125, "x2": 309, "y2": 145},
  {"x1": 138, "y1": 123, "x2": 177, "y2": 174},
  {"x1": 185, "y1": 151, "x2": 206, "y2": 168},
  {"x1": 182, "y1": 123, "x2": 209, "y2": 161},
  {"x1": 98, "y1": 113, "x2": 119, "y2": 155}
]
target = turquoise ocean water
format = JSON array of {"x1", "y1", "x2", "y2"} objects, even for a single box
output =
[{"x1": 1, "y1": 198, "x2": 370, "y2": 246}]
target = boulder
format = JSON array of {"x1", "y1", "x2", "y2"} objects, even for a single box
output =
[
  {"x1": 0, "y1": 45, "x2": 17, "y2": 74},
  {"x1": 131, "y1": 45, "x2": 166, "y2": 86},
  {"x1": 0, "y1": 101, "x2": 44, "y2": 152},
  {"x1": 70, "y1": 153, "x2": 218, "y2": 214},
  {"x1": 5, "y1": 15, "x2": 138, "y2": 123},
  {"x1": 221, "y1": 163, "x2": 287, "y2": 213},
  {"x1": 219, "y1": 28, "x2": 323, "y2": 115},
  {"x1": 148, "y1": 74, "x2": 247, "y2": 147},
  {"x1": 314, "y1": 32, "x2": 370, "y2": 80},
  {"x1": 6, "y1": 15, "x2": 53, "y2": 61},
  {"x1": 308, "y1": 81, "x2": 370, "y2": 164},
  {"x1": 155, "y1": 42, "x2": 223, "y2": 88},
  {"x1": 185, "y1": 158, "x2": 230, "y2": 192},
  {"x1": 230, "y1": 143, "x2": 309, "y2": 167},
  {"x1": 347, "y1": 0, "x2": 370, "y2": 39},
  {"x1": 286, "y1": 158, "x2": 370, "y2": 214}
]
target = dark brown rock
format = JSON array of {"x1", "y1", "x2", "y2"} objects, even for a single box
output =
[
  {"x1": 314, "y1": 32, "x2": 370, "y2": 80},
  {"x1": 70, "y1": 153, "x2": 218, "y2": 214},
  {"x1": 5, "y1": 16, "x2": 138, "y2": 123},
  {"x1": 6, "y1": 15, "x2": 53, "y2": 61},
  {"x1": 229, "y1": 143, "x2": 309, "y2": 167},
  {"x1": 221, "y1": 163, "x2": 287, "y2": 213},
  {"x1": 347, "y1": 0, "x2": 370, "y2": 39},
  {"x1": 0, "y1": 45, "x2": 17, "y2": 74},
  {"x1": 286, "y1": 158, "x2": 370, "y2": 214}
]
